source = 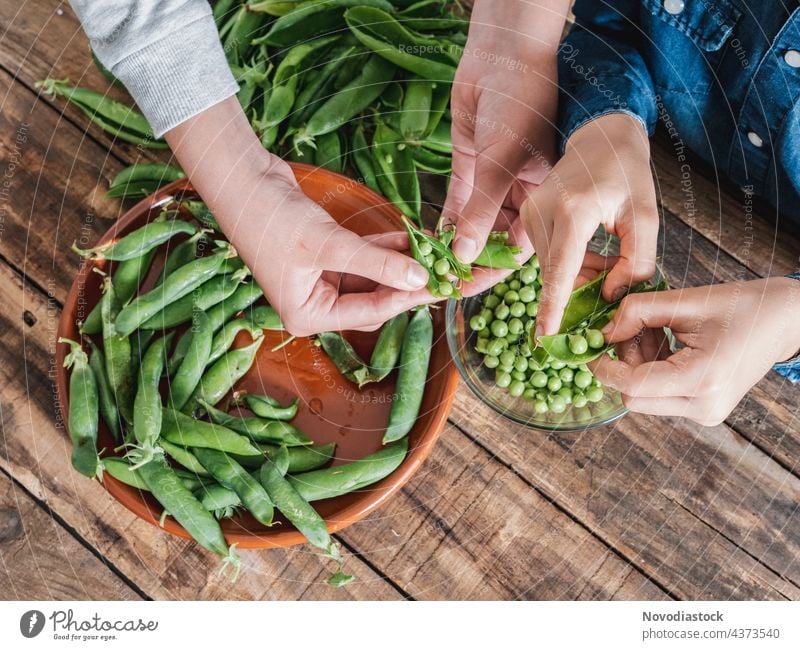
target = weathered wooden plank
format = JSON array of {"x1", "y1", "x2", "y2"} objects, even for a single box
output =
[
  {"x1": 0, "y1": 470, "x2": 141, "y2": 600},
  {"x1": 651, "y1": 143, "x2": 800, "y2": 278},
  {"x1": 449, "y1": 393, "x2": 800, "y2": 600},
  {"x1": 0, "y1": 0, "x2": 169, "y2": 165},
  {"x1": 659, "y1": 210, "x2": 800, "y2": 474},
  {"x1": 0, "y1": 261, "x2": 402, "y2": 600},
  {"x1": 0, "y1": 66, "x2": 123, "y2": 286},
  {"x1": 338, "y1": 424, "x2": 668, "y2": 600}
]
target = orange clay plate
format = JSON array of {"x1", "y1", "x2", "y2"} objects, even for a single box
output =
[{"x1": 55, "y1": 162, "x2": 458, "y2": 549}]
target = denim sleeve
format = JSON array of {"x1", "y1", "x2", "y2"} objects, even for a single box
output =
[
  {"x1": 772, "y1": 273, "x2": 800, "y2": 383},
  {"x1": 557, "y1": 0, "x2": 658, "y2": 154}
]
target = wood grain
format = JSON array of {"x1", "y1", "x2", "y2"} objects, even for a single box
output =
[
  {"x1": 0, "y1": 0, "x2": 170, "y2": 165},
  {"x1": 0, "y1": 470, "x2": 140, "y2": 600},
  {"x1": 338, "y1": 424, "x2": 667, "y2": 600}
]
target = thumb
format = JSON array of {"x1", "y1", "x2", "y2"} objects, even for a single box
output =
[
  {"x1": 602, "y1": 209, "x2": 659, "y2": 302},
  {"x1": 602, "y1": 289, "x2": 692, "y2": 343},
  {"x1": 324, "y1": 228, "x2": 428, "y2": 291},
  {"x1": 452, "y1": 151, "x2": 517, "y2": 264}
]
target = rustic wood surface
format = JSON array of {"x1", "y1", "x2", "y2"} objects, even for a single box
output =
[{"x1": 0, "y1": 1, "x2": 797, "y2": 601}]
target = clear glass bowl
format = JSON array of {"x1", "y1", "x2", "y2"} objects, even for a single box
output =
[{"x1": 445, "y1": 294, "x2": 627, "y2": 432}]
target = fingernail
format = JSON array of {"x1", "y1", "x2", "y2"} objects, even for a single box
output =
[
  {"x1": 612, "y1": 286, "x2": 629, "y2": 302},
  {"x1": 454, "y1": 238, "x2": 478, "y2": 263},
  {"x1": 407, "y1": 263, "x2": 428, "y2": 289}
]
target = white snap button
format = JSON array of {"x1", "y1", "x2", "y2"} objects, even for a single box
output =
[
  {"x1": 663, "y1": 0, "x2": 685, "y2": 15},
  {"x1": 784, "y1": 49, "x2": 800, "y2": 68},
  {"x1": 747, "y1": 131, "x2": 764, "y2": 148}
]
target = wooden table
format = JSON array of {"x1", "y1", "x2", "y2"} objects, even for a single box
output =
[{"x1": 1, "y1": 1, "x2": 799, "y2": 601}]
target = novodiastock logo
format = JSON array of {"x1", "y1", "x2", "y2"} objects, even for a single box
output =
[{"x1": 20, "y1": 610, "x2": 45, "y2": 638}]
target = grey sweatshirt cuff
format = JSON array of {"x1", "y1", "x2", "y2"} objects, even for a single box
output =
[{"x1": 109, "y1": 13, "x2": 239, "y2": 137}]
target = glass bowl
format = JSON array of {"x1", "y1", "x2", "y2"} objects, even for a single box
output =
[{"x1": 445, "y1": 293, "x2": 627, "y2": 432}]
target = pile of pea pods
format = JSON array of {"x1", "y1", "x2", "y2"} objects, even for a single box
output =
[
  {"x1": 39, "y1": 1, "x2": 467, "y2": 224},
  {"x1": 61, "y1": 203, "x2": 419, "y2": 584}
]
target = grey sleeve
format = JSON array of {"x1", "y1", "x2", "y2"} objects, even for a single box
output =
[{"x1": 69, "y1": 0, "x2": 239, "y2": 137}]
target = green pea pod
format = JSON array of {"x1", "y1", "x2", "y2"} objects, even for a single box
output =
[
  {"x1": 383, "y1": 307, "x2": 432, "y2": 444},
  {"x1": 287, "y1": 43, "x2": 359, "y2": 129},
  {"x1": 240, "y1": 393, "x2": 299, "y2": 421},
  {"x1": 130, "y1": 329, "x2": 156, "y2": 387},
  {"x1": 206, "y1": 280, "x2": 265, "y2": 332},
  {"x1": 247, "y1": 0, "x2": 304, "y2": 16},
  {"x1": 36, "y1": 79, "x2": 167, "y2": 148},
  {"x1": 412, "y1": 145, "x2": 451, "y2": 173},
  {"x1": 182, "y1": 200, "x2": 222, "y2": 233},
  {"x1": 423, "y1": 80, "x2": 451, "y2": 138},
  {"x1": 556, "y1": 271, "x2": 612, "y2": 334},
  {"x1": 74, "y1": 219, "x2": 197, "y2": 261},
  {"x1": 200, "y1": 400, "x2": 312, "y2": 446},
  {"x1": 153, "y1": 231, "x2": 210, "y2": 288},
  {"x1": 402, "y1": 216, "x2": 471, "y2": 297},
  {"x1": 60, "y1": 338, "x2": 100, "y2": 478},
  {"x1": 158, "y1": 439, "x2": 211, "y2": 476},
  {"x1": 299, "y1": 54, "x2": 396, "y2": 140},
  {"x1": 169, "y1": 310, "x2": 214, "y2": 411},
  {"x1": 344, "y1": 6, "x2": 460, "y2": 81},
  {"x1": 380, "y1": 81, "x2": 405, "y2": 110},
  {"x1": 100, "y1": 277, "x2": 134, "y2": 426},
  {"x1": 207, "y1": 318, "x2": 264, "y2": 366},
  {"x1": 142, "y1": 270, "x2": 248, "y2": 331},
  {"x1": 184, "y1": 337, "x2": 264, "y2": 412},
  {"x1": 196, "y1": 482, "x2": 242, "y2": 514},
  {"x1": 214, "y1": 0, "x2": 239, "y2": 22},
  {"x1": 314, "y1": 130, "x2": 345, "y2": 173},
  {"x1": 288, "y1": 438, "x2": 408, "y2": 502},
  {"x1": 373, "y1": 122, "x2": 421, "y2": 221},
  {"x1": 248, "y1": 304, "x2": 284, "y2": 330},
  {"x1": 194, "y1": 448, "x2": 275, "y2": 526},
  {"x1": 80, "y1": 247, "x2": 158, "y2": 335},
  {"x1": 263, "y1": 37, "x2": 339, "y2": 129},
  {"x1": 87, "y1": 340, "x2": 120, "y2": 441},
  {"x1": 536, "y1": 331, "x2": 612, "y2": 365},
  {"x1": 472, "y1": 232, "x2": 522, "y2": 270},
  {"x1": 352, "y1": 312, "x2": 409, "y2": 387},
  {"x1": 115, "y1": 247, "x2": 230, "y2": 337},
  {"x1": 222, "y1": 6, "x2": 270, "y2": 62},
  {"x1": 130, "y1": 334, "x2": 172, "y2": 467},
  {"x1": 351, "y1": 124, "x2": 381, "y2": 194},
  {"x1": 137, "y1": 458, "x2": 237, "y2": 568},
  {"x1": 106, "y1": 163, "x2": 185, "y2": 200},
  {"x1": 103, "y1": 457, "x2": 209, "y2": 492},
  {"x1": 160, "y1": 407, "x2": 263, "y2": 456},
  {"x1": 316, "y1": 331, "x2": 366, "y2": 382},
  {"x1": 420, "y1": 118, "x2": 451, "y2": 153},
  {"x1": 256, "y1": 0, "x2": 393, "y2": 47},
  {"x1": 400, "y1": 77, "x2": 433, "y2": 141},
  {"x1": 227, "y1": 441, "x2": 336, "y2": 473},
  {"x1": 259, "y1": 459, "x2": 337, "y2": 554}
]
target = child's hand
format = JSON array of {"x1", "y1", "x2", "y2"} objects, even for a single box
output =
[
  {"x1": 520, "y1": 113, "x2": 659, "y2": 338},
  {"x1": 444, "y1": 3, "x2": 566, "y2": 264},
  {"x1": 165, "y1": 97, "x2": 429, "y2": 336},
  {"x1": 590, "y1": 279, "x2": 800, "y2": 425}
]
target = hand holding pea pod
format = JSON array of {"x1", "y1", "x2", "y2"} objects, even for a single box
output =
[{"x1": 520, "y1": 114, "x2": 660, "y2": 339}]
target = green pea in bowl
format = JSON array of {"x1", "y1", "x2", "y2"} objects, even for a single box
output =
[{"x1": 445, "y1": 234, "x2": 665, "y2": 431}]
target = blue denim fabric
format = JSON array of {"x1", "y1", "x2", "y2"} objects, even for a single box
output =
[
  {"x1": 558, "y1": 0, "x2": 800, "y2": 383},
  {"x1": 558, "y1": 0, "x2": 800, "y2": 228}
]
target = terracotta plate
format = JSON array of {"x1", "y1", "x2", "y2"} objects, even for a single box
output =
[{"x1": 55, "y1": 162, "x2": 458, "y2": 549}]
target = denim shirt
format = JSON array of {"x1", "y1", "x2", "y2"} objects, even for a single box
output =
[{"x1": 558, "y1": 0, "x2": 800, "y2": 382}]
